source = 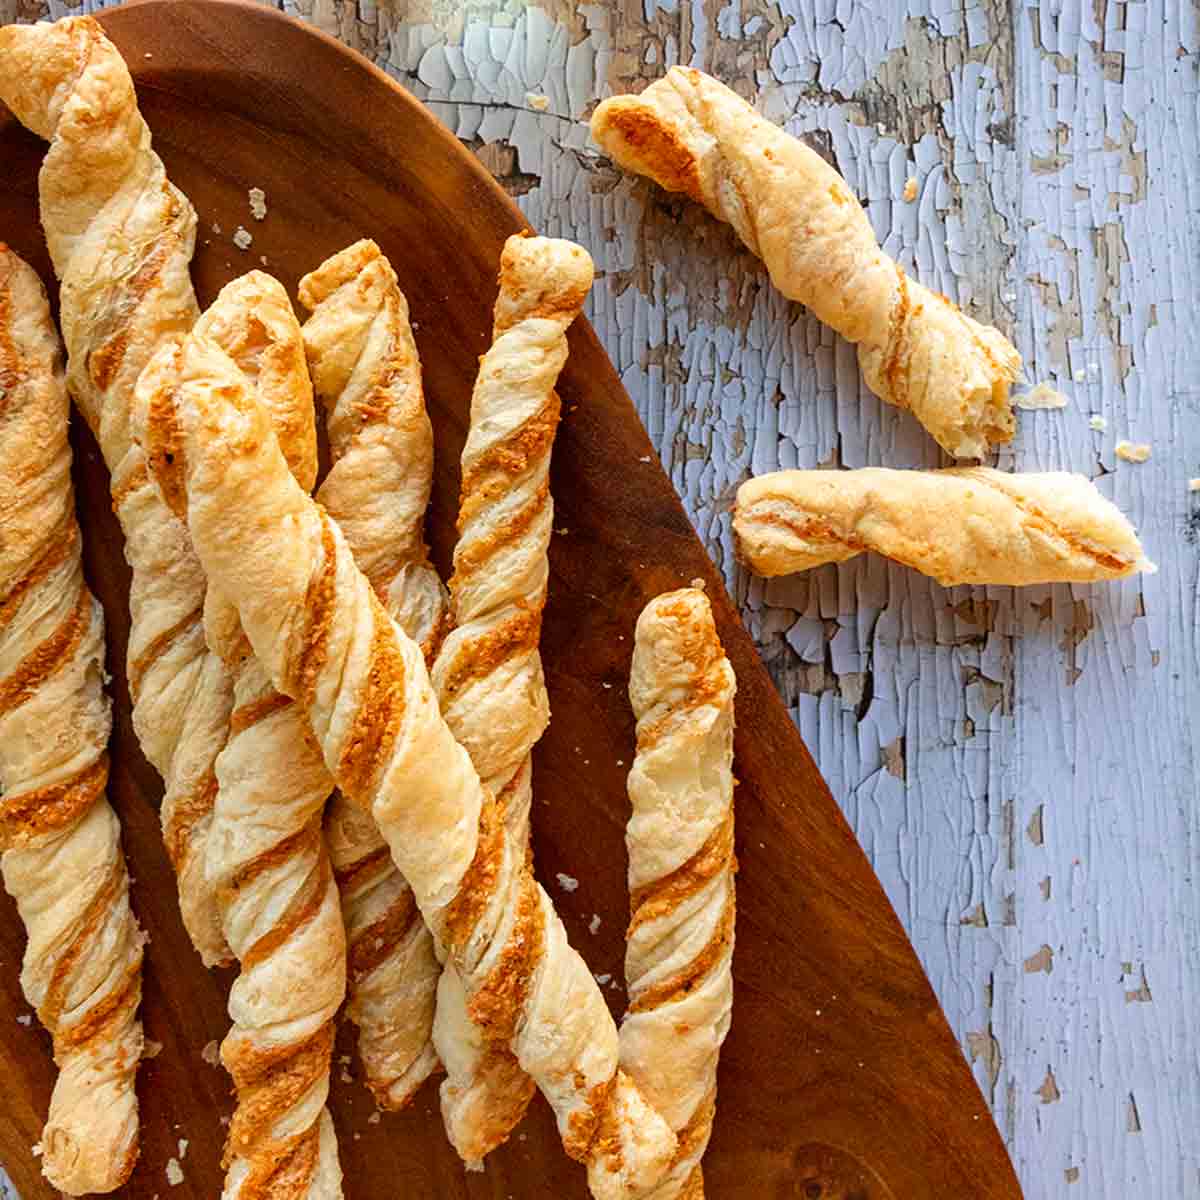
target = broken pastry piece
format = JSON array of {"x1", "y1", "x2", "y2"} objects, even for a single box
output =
[
  {"x1": 735, "y1": 468, "x2": 1153, "y2": 586},
  {"x1": 591, "y1": 68, "x2": 1022, "y2": 458}
]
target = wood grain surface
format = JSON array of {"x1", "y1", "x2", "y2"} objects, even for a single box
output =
[{"x1": 0, "y1": 3, "x2": 1019, "y2": 1199}]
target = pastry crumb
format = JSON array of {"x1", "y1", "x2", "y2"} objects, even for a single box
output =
[
  {"x1": 556, "y1": 872, "x2": 579, "y2": 893},
  {"x1": 201, "y1": 1039, "x2": 221, "y2": 1066},
  {"x1": 1115, "y1": 440, "x2": 1151, "y2": 463},
  {"x1": 177, "y1": 1138, "x2": 188, "y2": 1160},
  {"x1": 690, "y1": 577, "x2": 706, "y2": 590},
  {"x1": 594, "y1": 973, "x2": 612, "y2": 985},
  {"x1": 1188, "y1": 479, "x2": 1200, "y2": 492},
  {"x1": 260, "y1": 255, "x2": 269, "y2": 266},
  {"x1": 589, "y1": 913, "x2": 602, "y2": 935},
  {"x1": 211, "y1": 222, "x2": 221, "y2": 234},
  {"x1": 340, "y1": 1068, "x2": 353, "y2": 1083},
  {"x1": 16, "y1": 1013, "x2": 31, "y2": 1026},
  {"x1": 248, "y1": 186, "x2": 267, "y2": 220},
  {"x1": 526, "y1": 92, "x2": 550, "y2": 111},
  {"x1": 165, "y1": 1158, "x2": 184, "y2": 1187},
  {"x1": 368, "y1": 1111, "x2": 381, "y2": 1125},
  {"x1": 233, "y1": 225, "x2": 253, "y2": 250},
  {"x1": 1072, "y1": 367, "x2": 1086, "y2": 382},
  {"x1": 639, "y1": 455, "x2": 652, "y2": 463},
  {"x1": 143, "y1": 1039, "x2": 163, "y2": 1059},
  {"x1": 902, "y1": 176, "x2": 918, "y2": 202},
  {"x1": 1016, "y1": 382, "x2": 1068, "y2": 411},
  {"x1": 1089, "y1": 415, "x2": 1108, "y2": 432},
  {"x1": 31, "y1": 1142, "x2": 42, "y2": 1157}
]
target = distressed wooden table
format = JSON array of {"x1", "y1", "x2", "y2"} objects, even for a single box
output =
[{"x1": 2, "y1": 2, "x2": 1197, "y2": 1198}]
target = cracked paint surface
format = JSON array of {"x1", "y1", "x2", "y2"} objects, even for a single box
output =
[{"x1": 4, "y1": 2, "x2": 1199, "y2": 1199}]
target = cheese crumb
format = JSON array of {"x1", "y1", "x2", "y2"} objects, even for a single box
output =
[
  {"x1": 1115, "y1": 440, "x2": 1151, "y2": 464},
  {"x1": 165, "y1": 1158, "x2": 184, "y2": 1187},
  {"x1": 178, "y1": 1138, "x2": 188, "y2": 1160},
  {"x1": 201, "y1": 1039, "x2": 221, "y2": 1066},
  {"x1": 1089, "y1": 415, "x2": 1108, "y2": 432},
  {"x1": 248, "y1": 187, "x2": 267, "y2": 221},
  {"x1": 589, "y1": 914, "x2": 602, "y2": 935},
  {"x1": 1016, "y1": 382, "x2": 1069, "y2": 411},
  {"x1": 902, "y1": 176, "x2": 918, "y2": 203},
  {"x1": 526, "y1": 92, "x2": 550, "y2": 111},
  {"x1": 556, "y1": 873, "x2": 579, "y2": 893},
  {"x1": 143, "y1": 1039, "x2": 163, "y2": 1059},
  {"x1": 233, "y1": 226, "x2": 253, "y2": 251}
]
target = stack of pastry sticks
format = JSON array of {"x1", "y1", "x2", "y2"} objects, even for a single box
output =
[
  {"x1": 0, "y1": 16, "x2": 737, "y2": 1199},
  {"x1": 0, "y1": 16, "x2": 1152, "y2": 1200}
]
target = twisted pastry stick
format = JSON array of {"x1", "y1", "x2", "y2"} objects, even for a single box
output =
[
  {"x1": 136, "y1": 273, "x2": 344, "y2": 1199},
  {"x1": 591, "y1": 68, "x2": 1022, "y2": 459},
  {"x1": 621, "y1": 589, "x2": 736, "y2": 1200},
  {"x1": 299, "y1": 240, "x2": 446, "y2": 1109},
  {"x1": 0, "y1": 15, "x2": 231, "y2": 966},
  {"x1": 168, "y1": 333, "x2": 678, "y2": 1200},
  {"x1": 430, "y1": 233, "x2": 594, "y2": 1162},
  {"x1": 734, "y1": 468, "x2": 1154, "y2": 586},
  {"x1": 0, "y1": 247, "x2": 145, "y2": 1196}
]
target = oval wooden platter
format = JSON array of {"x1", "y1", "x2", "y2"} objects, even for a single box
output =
[{"x1": 0, "y1": 4, "x2": 1022, "y2": 1198}]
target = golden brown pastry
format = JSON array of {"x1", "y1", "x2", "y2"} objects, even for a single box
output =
[
  {"x1": 300, "y1": 240, "x2": 445, "y2": 1110},
  {"x1": 166, "y1": 332, "x2": 679, "y2": 1200},
  {"x1": 0, "y1": 15, "x2": 232, "y2": 967},
  {"x1": 0, "y1": 246, "x2": 145, "y2": 1195},
  {"x1": 430, "y1": 232, "x2": 594, "y2": 1163},
  {"x1": 735, "y1": 468, "x2": 1154, "y2": 585},
  {"x1": 621, "y1": 588, "x2": 736, "y2": 1200},
  {"x1": 136, "y1": 273, "x2": 345, "y2": 1199},
  {"x1": 591, "y1": 68, "x2": 1022, "y2": 459}
]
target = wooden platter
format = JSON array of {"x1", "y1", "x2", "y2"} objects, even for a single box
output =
[{"x1": 0, "y1": 3, "x2": 1023, "y2": 1197}]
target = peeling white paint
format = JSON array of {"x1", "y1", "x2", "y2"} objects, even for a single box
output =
[{"x1": 4, "y1": 3, "x2": 1199, "y2": 1199}]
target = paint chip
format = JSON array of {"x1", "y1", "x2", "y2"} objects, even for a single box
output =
[
  {"x1": 1115, "y1": 440, "x2": 1151, "y2": 463},
  {"x1": 556, "y1": 872, "x2": 579, "y2": 893},
  {"x1": 882, "y1": 737, "x2": 906, "y2": 780},
  {"x1": 233, "y1": 225, "x2": 253, "y2": 251},
  {"x1": 165, "y1": 1158, "x2": 184, "y2": 1187},
  {"x1": 248, "y1": 186, "x2": 267, "y2": 220},
  {"x1": 526, "y1": 92, "x2": 550, "y2": 111},
  {"x1": 1024, "y1": 944, "x2": 1054, "y2": 974},
  {"x1": 902, "y1": 176, "x2": 918, "y2": 202},
  {"x1": 1036, "y1": 1066, "x2": 1061, "y2": 1104},
  {"x1": 1016, "y1": 382, "x2": 1069, "y2": 410}
]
